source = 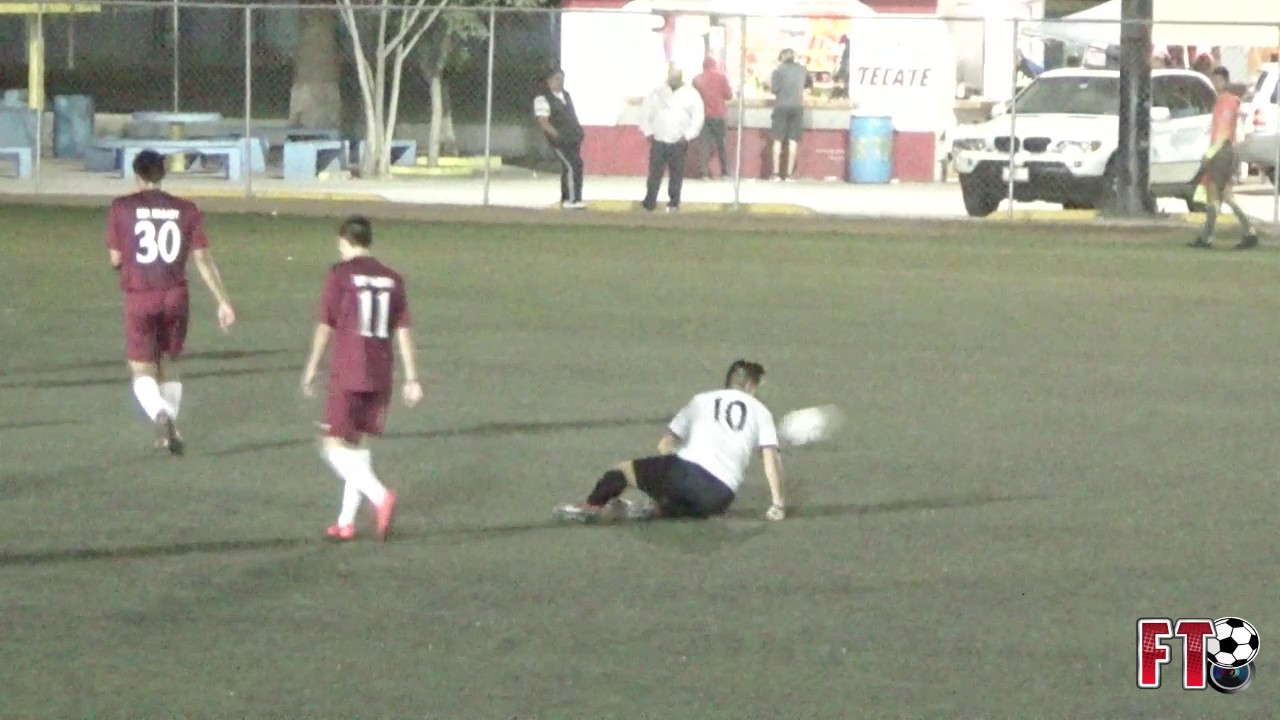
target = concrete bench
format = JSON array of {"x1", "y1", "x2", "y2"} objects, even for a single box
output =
[
  {"x1": 283, "y1": 139, "x2": 349, "y2": 179},
  {"x1": 87, "y1": 138, "x2": 259, "y2": 177},
  {"x1": 352, "y1": 139, "x2": 418, "y2": 167},
  {"x1": 0, "y1": 146, "x2": 32, "y2": 178},
  {"x1": 117, "y1": 142, "x2": 243, "y2": 180}
]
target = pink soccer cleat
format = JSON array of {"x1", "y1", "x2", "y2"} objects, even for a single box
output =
[
  {"x1": 374, "y1": 491, "x2": 397, "y2": 541},
  {"x1": 325, "y1": 523, "x2": 356, "y2": 541}
]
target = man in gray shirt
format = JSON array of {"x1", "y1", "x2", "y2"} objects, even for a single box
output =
[{"x1": 769, "y1": 49, "x2": 810, "y2": 181}]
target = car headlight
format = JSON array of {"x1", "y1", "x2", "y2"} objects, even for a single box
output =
[
  {"x1": 1053, "y1": 140, "x2": 1102, "y2": 153},
  {"x1": 952, "y1": 138, "x2": 990, "y2": 152}
]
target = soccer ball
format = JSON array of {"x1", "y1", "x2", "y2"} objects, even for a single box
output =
[
  {"x1": 1206, "y1": 617, "x2": 1259, "y2": 669},
  {"x1": 778, "y1": 405, "x2": 843, "y2": 447}
]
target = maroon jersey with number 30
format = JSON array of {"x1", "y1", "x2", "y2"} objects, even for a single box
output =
[
  {"x1": 107, "y1": 189, "x2": 208, "y2": 292},
  {"x1": 320, "y1": 256, "x2": 411, "y2": 393}
]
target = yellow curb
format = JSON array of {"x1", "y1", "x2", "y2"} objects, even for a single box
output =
[
  {"x1": 390, "y1": 165, "x2": 482, "y2": 177},
  {"x1": 418, "y1": 156, "x2": 503, "y2": 170},
  {"x1": 987, "y1": 210, "x2": 1244, "y2": 226},
  {"x1": 179, "y1": 189, "x2": 387, "y2": 202},
  {"x1": 551, "y1": 201, "x2": 813, "y2": 215},
  {"x1": 1173, "y1": 213, "x2": 1242, "y2": 226},
  {"x1": 987, "y1": 209, "x2": 1099, "y2": 222}
]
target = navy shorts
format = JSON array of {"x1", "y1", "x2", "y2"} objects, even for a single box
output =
[{"x1": 632, "y1": 455, "x2": 734, "y2": 519}]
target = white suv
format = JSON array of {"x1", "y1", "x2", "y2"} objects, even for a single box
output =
[
  {"x1": 951, "y1": 68, "x2": 1216, "y2": 217},
  {"x1": 1238, "y1": 62, "x2": 1278, "y2": 184}
]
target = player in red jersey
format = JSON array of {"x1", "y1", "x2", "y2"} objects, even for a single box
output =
[
  {"x1": 107, "y1": 150, "x2": 236, "y2": 454},
  {"x1": 301, "y1": 215, "x2": 422, "y2": 542},
  {"x1": 1191, "y1": 67, "x2": 1259, "y2": 250}
]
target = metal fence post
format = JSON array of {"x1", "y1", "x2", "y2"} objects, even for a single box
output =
[
  {"x1": 482, "y1": 6, "x2": 496, "y2": 207},
  {"x1": 33, "y1": 1, "x2": 43, "y2": 194},
  {"x1": 1273, "y1": 24, "x2": 1279, "y2": 224},
  {"x1": 1005, "y1": 17, "x2": 1018, "y2": 220},
  {"x1": 172, "y1": 0, "x2": 180, "y2": 111},
  {"x1": 243, "y1": 4, "x2": 253, "y2": 199},
  {"x1": 732, "y1": 13, "x2": 747, "y2": 209},
  {"x1": 67, "y1": 8, "x2": 74, "y2": 70}
]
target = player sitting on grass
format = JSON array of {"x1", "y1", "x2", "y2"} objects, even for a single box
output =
[
  {"x1": 107, "y1": 149, "x2": 236, "y2": 454},
  {"x1": 301, "y1": 216, "x2": 423, "y2": 542},
  {"x1": 555, "y1": 360, "x2": 788, "y2": 523}
]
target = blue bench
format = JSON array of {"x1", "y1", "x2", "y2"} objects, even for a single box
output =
[
  {"x1": 117, "y1": 142, "x2": 243, "y2": 180},
  {"x1": 0, "y1": 146, "x2": 32, "y2": 178},
  {"x1": 283, "y1": 139, "x2": 349, "y2": 179},
  {"x1": 86, "y1": 138, "x2": 259, "y2": 178},
  {"x1": 352, "y1": 139, "x2": 418, "y2": 167}
]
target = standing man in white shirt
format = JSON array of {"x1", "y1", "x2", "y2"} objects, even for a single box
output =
[
  {"x1": 554, "y1": 360, "x2": 787, "y2": 523},
  {"x1": 533, "y1": 67, "x2": 586, "y2": 209},
  {"x1": 639, "y1": 66, "x2": 705, "y2": 212}
]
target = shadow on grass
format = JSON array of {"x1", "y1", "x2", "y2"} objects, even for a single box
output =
[
  {"x1": 0, "y1": 363, "x2": 299, "y2": 390},
  {"x1": 0, "y1": 419, "x2": 87, "y2": 431},
  {"x1": 0, "y1": 348, "x2": 295, "y2": 378},
  {"x1": 209, "y1": 415, "x2": 672, "y2": 457},
  {"x1": 0, "y1": 492, "x2": 1045, "y2": 567}
]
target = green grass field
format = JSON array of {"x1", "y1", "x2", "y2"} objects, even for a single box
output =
[{"x1": 1, "y1": 205, "x2": 1277, "y2": 718}]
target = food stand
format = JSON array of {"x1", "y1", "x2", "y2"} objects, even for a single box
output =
[{"x1": 560, "y1": 0, "x2": 955, "y2": 181}]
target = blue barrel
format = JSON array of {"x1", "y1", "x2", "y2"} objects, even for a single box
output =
[
  {"x1": 849, "y1": 114, "x2": 894, "y2": 184},
  {"x1": 1, "y1": 89, "x2": 27, "y2": 106},
  {"x1": 53, "y1": 95, "x2": 94, "y2": 159}
]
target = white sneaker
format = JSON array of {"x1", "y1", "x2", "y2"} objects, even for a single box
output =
[{"x1": 566, "y1": 201, "x2": 588, "y2": 210}]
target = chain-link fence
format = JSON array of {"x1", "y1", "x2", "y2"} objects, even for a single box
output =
[{"x1": 0, "y1": 2, "x2": 1277, "y2": 225}]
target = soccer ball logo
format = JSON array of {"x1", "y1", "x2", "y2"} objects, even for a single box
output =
[{"x1": 1206, "y1": 617, "x2": 1259, "y2": 669}]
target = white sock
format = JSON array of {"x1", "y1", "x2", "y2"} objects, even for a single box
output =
[
  {"x1": 160, "y1": 381, "x2": 183, "y2": 420},
  {"x1": 323, "y1": 446, "x2": 388, "y2": 506},
  {"x1": 337, "y1": 481, "x2": 361, "y2": 526},
  {"x1": 132, "y1": 377, "x2": 173, "y2": 421}
]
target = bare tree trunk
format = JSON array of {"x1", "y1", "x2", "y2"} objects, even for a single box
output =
[
  {"x1": 439, "y1": 80, "x2": 457, "y2": 156},
  {"x1": 288, "y1": 8, "x2": 341, "y2": 129},
  {"x1": 425, "y1": 35, "x2": 452, "y2": 166},
  {"x1": 337, "y1": 2, "x2": 379, "y2": 178},
  {"x1": 338, "y1": 0, "x2": 450, "y2": 179}
]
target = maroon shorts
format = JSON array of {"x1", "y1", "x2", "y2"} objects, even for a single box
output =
[
  {"x1": 323, "y1": 389, "x2": 391, "y2": 443},
  {"x1": 124, "y1": 287, "x2": 190, "y2": 363}
]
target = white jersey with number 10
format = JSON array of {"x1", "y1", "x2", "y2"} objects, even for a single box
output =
[{"x1": 669, "y1": 388, "x2": 779, "y2": 493}]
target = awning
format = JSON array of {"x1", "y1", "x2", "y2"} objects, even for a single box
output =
[{"x1": 0, "y1": 1, "x2": 102, "y2": 109}]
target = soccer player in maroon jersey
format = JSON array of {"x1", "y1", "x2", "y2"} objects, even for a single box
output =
[
  {"x1": 301, "y1": 215, "x2": 422, "y2": 542},
  {"x1": 107, "y1": 150, "x2": 236, "y2": 454}
]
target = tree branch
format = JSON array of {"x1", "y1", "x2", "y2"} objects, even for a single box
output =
[{"x1": 384, "y1": 0, "x2": 448, "y2": 59}]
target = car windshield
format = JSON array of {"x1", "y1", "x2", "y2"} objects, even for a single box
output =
[{"x1": 1014, "y1": 75, "x2": 1121, "y2": 115}]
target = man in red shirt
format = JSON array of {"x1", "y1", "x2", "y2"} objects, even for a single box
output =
[
  {"x1": 301, "y1": 215, "x2": 423, "y2": 542},
  {"x1": 692, "y1": 56, "x2": 733, "y2": 179},
  {"x1": 1192, "y1": 67, "x2": 1258, "y2": 250},
  {"x1": 107, "y1": 150, "x2": 236, "y2": 455}
]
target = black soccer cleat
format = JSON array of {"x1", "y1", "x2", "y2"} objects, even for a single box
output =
[
  {"x1": 1234, "y1": 233, "x2": 1259, "y2": 250},
  {"x1": 155, "y1": 411, "x2": 184, "y2": 456},
  {"x1": 1189, "y1": 236, "x2": 1213, "y2": 249}
]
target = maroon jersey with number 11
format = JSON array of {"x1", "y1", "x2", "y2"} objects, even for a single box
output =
[{"x1": 320, "y1": 256, "x2": 411, "y2": 393}]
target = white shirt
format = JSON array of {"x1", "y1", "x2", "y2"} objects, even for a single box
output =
[
  {"x1": 639, "y1": 83, "x2": 705, "y2": 143},
  {"x1": 532, "y1": 92, "x2": 566, "y2": 118},
  {"x1": 668, "y1": 388, "x2": 778, "y2": 493}
]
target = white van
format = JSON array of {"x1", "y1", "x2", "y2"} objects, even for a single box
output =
[{"x1": 1239, "y1": 62, "x2": 1279, "y2": 184}]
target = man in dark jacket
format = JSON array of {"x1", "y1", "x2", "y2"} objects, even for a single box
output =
[{"x1": 534, "y1": 67, "x2": 586, "y2": 209}]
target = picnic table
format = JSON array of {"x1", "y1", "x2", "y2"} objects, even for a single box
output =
[{"x1": 130, "y1": 112, "x2": 223, "y2": 171}]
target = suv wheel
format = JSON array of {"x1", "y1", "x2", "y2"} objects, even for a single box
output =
[{"x1": 960, "y1": 174, "x2": 1002, "y2": 217}]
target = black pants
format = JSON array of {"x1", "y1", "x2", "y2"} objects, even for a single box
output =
[
  {"x1": 632, "y1": 455, "x2": 734, "y2": 519},
  {"x1": 697, "y1": 118, "x2": 728, "y2": 178},
  {"x1": 551, "y1": 141, "x2": 584, "y2": 203},
  {"x1": 643, "y1": 139, "x2": 687, "y2": 210}
]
